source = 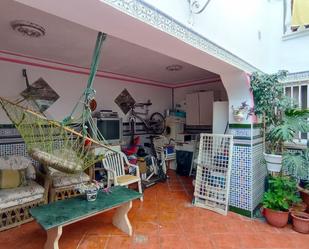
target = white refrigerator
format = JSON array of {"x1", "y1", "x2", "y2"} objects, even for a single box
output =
[{"x1": 212, "y1": 101, "x2": 229, "y2": 134}]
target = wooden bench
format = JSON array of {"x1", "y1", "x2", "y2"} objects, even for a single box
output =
[{"x1": 30, "y1": 186, "x2": 142, "y2": 249}]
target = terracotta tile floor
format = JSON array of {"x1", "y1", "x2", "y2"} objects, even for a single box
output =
[{"x1": 1, "y1": 170, "x2": 309, "y2": 249}]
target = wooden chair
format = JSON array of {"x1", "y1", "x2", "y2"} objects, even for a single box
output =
[{"x1": 102, "y1": 151, "x2": 143, "y2": 201}]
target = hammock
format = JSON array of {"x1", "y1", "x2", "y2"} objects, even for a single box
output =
[
  {"x1": 0, "y1": 97, "x2": 114, "y2": 174},
  {"x1": 0, "y1": 32, "x2": 116, "y2": 174}
]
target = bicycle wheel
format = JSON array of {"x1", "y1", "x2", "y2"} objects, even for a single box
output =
[{"x1": 149, "y1": 112, "x2": 165, "y2": 134}]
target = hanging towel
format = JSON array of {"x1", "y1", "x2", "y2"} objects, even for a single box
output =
[{"x1": 291, "y1": 0, "x2": 309, "y2": 27}]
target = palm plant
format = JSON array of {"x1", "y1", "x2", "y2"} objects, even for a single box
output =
[
  {"x1": 283, "y1": 149, "x2": 309, "y2": 180},
  {"x1": 268, "y1": 109, "x2": 309, "y2": 154},
  {"x1": 272, "y1": 108, "x2": 309, "y2": 179},
  {"x1": 251, "y1": 71, "x2": 309, "y2": 173}
]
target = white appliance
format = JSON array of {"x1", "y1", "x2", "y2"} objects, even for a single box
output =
[
  {"x1": 165, "y1": 116, "x2": 185, "y2": 141},
  {"x1": 212, "y1": 101, "x2": 229, "y2": 134},
  {"x1": 176, "y1": 133, "x2": 197, "y2": 143}
]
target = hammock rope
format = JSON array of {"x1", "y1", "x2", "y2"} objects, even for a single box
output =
[
  {"x1": 0, "y1": 97, "x2": 116, "y2": 173},
  {"x1": 0, "y1": 32, "x2": 115, "y2": 173}
]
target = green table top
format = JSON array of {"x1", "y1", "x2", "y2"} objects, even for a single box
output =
[{"x1": 30, "y1": 186, "x2": 141, "y2": 230}]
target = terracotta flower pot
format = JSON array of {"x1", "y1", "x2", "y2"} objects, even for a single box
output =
[
  {"x1": 291, "y1": 212, "x2": 309, "y2": 234},
  {"x1": 300, "y1": 191, "x2": 309, "y2": 212},
  {"x1": 263, "y1": 207, "x2": 289, "y2": 228},
  {"x1": 290, "y1": 202, "x2": 307, "y2": 213}
]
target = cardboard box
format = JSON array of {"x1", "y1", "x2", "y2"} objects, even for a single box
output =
[{"x1": 137, "y1": 160, "x2": 147, "y2": 174}]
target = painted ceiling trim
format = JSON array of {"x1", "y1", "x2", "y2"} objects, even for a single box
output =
[
  {"x1": 102, "y1": 0, "x2": 261, "y2": 73},
  {"x1": 0, "y1": 50, "x2": 170, "y2": 86},
  {"x1": 0, "y1": 50, "x2": 220, "y2": 89}
]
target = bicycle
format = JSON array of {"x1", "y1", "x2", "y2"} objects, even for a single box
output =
[{"x1": 127, "y1": 100, "x2": 165, "y2": 138}]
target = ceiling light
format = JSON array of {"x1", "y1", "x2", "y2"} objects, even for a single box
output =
[
  {"x1": 166, "y1": 65, "x2": 183, "y2": 72},
  {"x1": 11, "y1": 20, "x2": 46, "y2": 38}
]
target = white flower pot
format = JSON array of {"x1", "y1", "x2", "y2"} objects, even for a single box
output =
[
  {"x1": 85, "y1": 189, "x2": 98, "y2": 201},
  {"x1": 233, "y1": 112, "x2": 245, "y2": 122},
  {"x1": 263, "y1": 153, "x2": 282, "y2": 172}
]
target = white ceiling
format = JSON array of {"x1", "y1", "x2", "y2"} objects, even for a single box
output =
[{"x1": 0, "y1": 0, "x2": 219, "y2": 85}]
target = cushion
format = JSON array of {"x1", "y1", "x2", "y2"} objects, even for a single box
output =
[
  {"x1": 116, "y1": 175, "x2": 139, "y2": 185},
  {"x1": 51, "y1": 171, "x2": 90, "y2": 188},
  {"x1": 0, "y1": 180, "x2": 44, "y2": 209},
  {"x1": 0, "y1": 169, "x2": 27, "y2": 189},
  {"x1": 0, "y1": 155, "x2": 36, "y2": 180},
  {"x1": 29, "y1": 148, "x2": 84, "y2": 173}
]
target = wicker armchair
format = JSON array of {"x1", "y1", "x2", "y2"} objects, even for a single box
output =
[
  {"x1": 0, "y1": 156, "x2": 49, "y2": 231},
  {"x1": 44, "y1": 166, "x2": 92, "y2": 202}
]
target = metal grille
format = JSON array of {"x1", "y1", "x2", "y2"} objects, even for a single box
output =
[
  {"x1": 284, "y1": 82, "x2": 309, "y2": 141},
  {"x1": 193, "y1": 134, "x2": 233, "y2": 215}
]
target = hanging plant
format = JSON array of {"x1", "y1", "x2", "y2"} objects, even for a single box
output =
[{"x1": 231, "y1": 101, "x2": 254, "y2": 122}]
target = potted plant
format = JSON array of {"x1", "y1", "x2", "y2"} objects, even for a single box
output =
[
  {"x1": 262, "y1": 175, "x2": 300, "y2": 227},
  {"x1": 250, "y1": 71, "x2": 288, "y2": 172},
  {"x1": 231, "y1": 101, "x2": 253, "y2": 122},
  {"x1": 76, "y1": 180, "x2": 103, "y2": 202},
  {"x1": 298, "y1": 183, "x2": 309, "y2": 212},
  {"x1": 283, "y1": 146, "x2": 309, "y2": 198},
  {"x1": 291, "y1": 211, "x2": 309, "y2": 233},
  {"x1": 267, "y1": 108, "x2": 309, "y2": 172},
  {"x1": 250, "y1": 71, "x2": 309, "y2": 172}
]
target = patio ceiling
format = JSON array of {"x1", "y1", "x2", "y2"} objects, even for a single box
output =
[{"x1": 0, "y1": 0, "x2": 219, "y2": 85}]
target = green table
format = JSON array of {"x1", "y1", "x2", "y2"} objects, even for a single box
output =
[{"x1": 30, "y1": 186, "x2": 142, "y2": 249}]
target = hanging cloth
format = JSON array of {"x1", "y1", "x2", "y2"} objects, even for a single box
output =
[{"x1": 291, "y1": 0, "x2": 309, "y2": 27}]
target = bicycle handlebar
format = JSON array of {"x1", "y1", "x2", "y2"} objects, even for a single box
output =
[{"x1": 133, "y1": 101, "x2": 152, "y2": 108}]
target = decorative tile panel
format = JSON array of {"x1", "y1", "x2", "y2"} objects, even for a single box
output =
[
  {"x1": 229, "y1": 128, "x2": 251, "y2": 138},
  {"x1": 0, "y1": 143, "x2": 27, "y2": 157},
  {"x1": 229, "y1": 124, "x2": 265, "y2": 217},
  {"x1": 252, "y1": 143, "x2": 267, "y2": 210},
  {"x1": 252, "y1": 127, "x2": 262, "y2": 138},
  {"x1": 229, "y1": 145, "x2": 252, "y2": 211}
]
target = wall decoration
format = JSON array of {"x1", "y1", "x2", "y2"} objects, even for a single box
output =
[
  {"x1": 20, "y1": 77, "x2": 59, "y2": 112},
  {"x1": 114, "y1": 88, "x2": 136, "y2": 115}
]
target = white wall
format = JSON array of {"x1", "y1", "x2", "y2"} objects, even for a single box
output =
[
  {"x1": 221, "y1": 71, "x2": 255, "y2": 124},
  {"x1": 266, "y1": 0, "x2": 309, "y2": 73},
  {"x1": 142, "y1": 0, "x2": 309, "y2": 74},
  {"x1": 143, "y1": 0, "x2": 269, "y2": 72},
  {"x1": 0, "y1": 59, "x2": 172, "y2": 124}
]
